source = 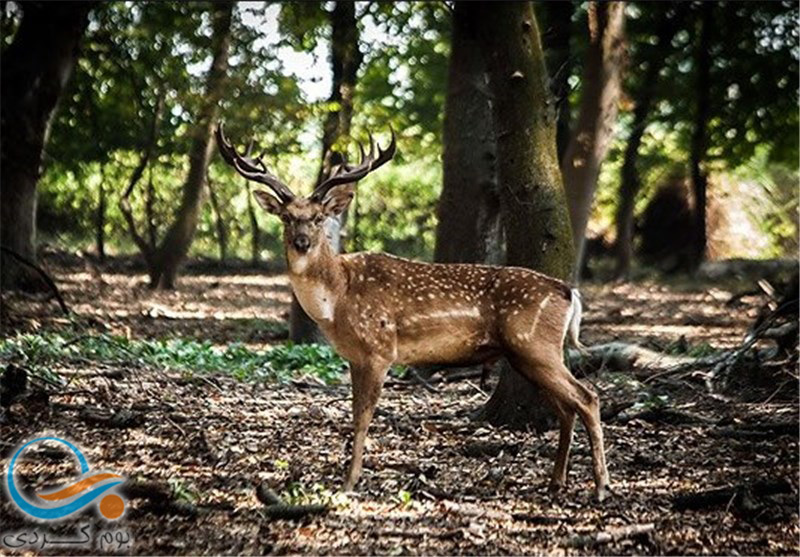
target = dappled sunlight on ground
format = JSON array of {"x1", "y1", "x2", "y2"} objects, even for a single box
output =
[{"x1": 1, "y1": 262, "x2": 797, "y2": 554}]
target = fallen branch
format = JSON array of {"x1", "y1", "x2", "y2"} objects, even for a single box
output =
[
  {"x1": 0, "y1": 246, "x2": 69, "y2": 314},
  {"x1": 255, "y1": 484, "x2": 328, "y2": 521},
  {"x1": 566, "y1": 523, "x2": 655, "y2": 548},
  {"x1": 673, "y1": 479, "x2": 792, "y2": 511},
  {"x1": 615, "y1": 406, "x2": 713, "y2": 426},
  {"x1": 512, "y1": 513, "x2": 576, "y2": 525},
  {"x1": 567, "y1": 342, "x2": 694, "y2": 376},
  {"x1": 79, "y1": 407, "x2": 144, "y2": 428}
]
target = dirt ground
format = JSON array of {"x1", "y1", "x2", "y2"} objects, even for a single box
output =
[{"x1": 1, "y1": 259, "x2": 798, "y2": 555}]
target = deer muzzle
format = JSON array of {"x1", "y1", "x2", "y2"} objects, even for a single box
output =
[{"x1": 293, "y1": 234, "x2": 311, "y2": 253}]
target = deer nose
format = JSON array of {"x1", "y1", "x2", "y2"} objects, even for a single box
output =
[{"x1": 293, "y1": 235, "x2": 311, "y2": 253}]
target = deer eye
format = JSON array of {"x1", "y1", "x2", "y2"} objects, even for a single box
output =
[
  {"x1": 314, "y1": 215, "x2": 325, "y2": 225},
  {"x1": 280, "y1": 215, "x2": 291, "y2": 224}
]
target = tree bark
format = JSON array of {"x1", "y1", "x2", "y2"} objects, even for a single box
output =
[
  {"x1": 433, "y1": 1, "x2": 502, "y2": 265},
  {"x1": 473, "y1": 1, "x2": 576, "y2": 430},
  {"x1": 562, "y1": 1, "x2": 625, "y2": 276},
  {"x1": 151, "y1": 2, "x2": 232, "y2": 289},
  {"x1": 540, "y1": 1, "x2": 574, "y2": 162},
  {"x1": 613, "y1": 5, "x2": 686, "y2": 278},
  {"x1": 0, "y1": 2, "x2": 94, "y2": 290},
  {"x1": 689, "y1": 3, "x2": 712, "y2": 269},
  {"x1": 291, "y1": 1, "x2": 362, "y2": 343}
]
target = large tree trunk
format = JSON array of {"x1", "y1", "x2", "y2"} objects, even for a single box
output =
[
  {"x1": 473, "y1": 2, "x2": 576, "y2": 430},
  {"x1": 291, "y1": 1, "x2": 361, "y2": 343},
  {"x1": 689, "y1": 3, "x2": 712, "y2": 269},
  {"x1": 151, "y1": 3, "x2": 232, "y2": 289},
  {"x1": 562, "y1": 1, "x2": 625, "y2": 276},
  {"x1": 433, "y1": 2, "x2": 502, "y2": 265},
  {"x1": 540, "y1": 1, "x2": 574, "y2": 162},
  {"x1": 614, "y1": 5, "x2": 686, "y2": 279},
  {"x1": 0, "y1": 2, "x2": 94, "y2": 290}
]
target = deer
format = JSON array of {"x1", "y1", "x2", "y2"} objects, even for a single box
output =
[{"x1": 215, "y1": 123, "x2": 611, "y2": 502}]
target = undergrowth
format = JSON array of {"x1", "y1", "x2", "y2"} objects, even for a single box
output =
[{"x1": 0, "y1": 332, "x2": 346, "y2": 384}]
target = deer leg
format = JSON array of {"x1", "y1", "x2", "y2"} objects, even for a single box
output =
[
  {"x1": 549, "y1": 399, "x2": 576, "y2": 493},
  {"x1": 344, "y1": 360, "x2": 389, "y2": 491},
  {"x1": 515, "y1": 356, "x2": 610, "y2": 501}
]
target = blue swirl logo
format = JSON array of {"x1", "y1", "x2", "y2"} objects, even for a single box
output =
[{"x1": 5, "y1": 437, "x2": 126, "y2": 521}]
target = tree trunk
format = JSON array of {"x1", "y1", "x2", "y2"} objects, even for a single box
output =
[
  {"x1": 562, "y1": 1, "x2": 625, "y2": 276},
  {"x1": 96, "y1": 163, "x2": 106, "y2": 262},
  {"x1": 614, "y1": 5, "x2": 686, "y2": 279},
  {"x1": 473, "y1": 1, "x2": 576, "y2": 431},
  {"x1": 207, "y1": 178, "x2": 228, "y2": 261},
  {"x1": 541, "y1": 1, "x2": 574, "y2": 162},
  {"x1": 119, "y1": 92, "x2": 164, "y2": 282},
  {"x1": 151, "y1": 2, "x2": 232, "y2": 289},
  {"x1": 0, "y1": 2, "x2": 94, "y2": 290},
  {"x1": 433, "y1": 1, "x2": 502, "y2": 265},
  {"x1": 245, "y1": 180, "x2": 261, "y2": 265},
  {"x1": 689, "y1": 3, "x2": 712, "y2": 269},
  {"x1": 291, "y1": 1, "x2": 362, "y2": 343}
]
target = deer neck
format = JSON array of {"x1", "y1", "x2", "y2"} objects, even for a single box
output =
[{"x1": 286, "y1": 237, "x2": 345, "y2": 325}]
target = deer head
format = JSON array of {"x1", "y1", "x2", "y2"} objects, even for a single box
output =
[{"x1": 215, "y1": 123, "x2": 396, "y2": 264}]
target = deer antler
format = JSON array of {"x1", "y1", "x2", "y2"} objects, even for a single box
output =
[
  {"x1": 311, "y1": 129, "x2": 396, "y2": 202},
  {"x1": 215, "y1": 122, "x2": 295, "y2": 202}
]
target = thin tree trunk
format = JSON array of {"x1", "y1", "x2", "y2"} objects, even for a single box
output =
[
  {"x1": 614, "y1": 5, "x2": 686, "y2": 279},
  {"x1": 541, "y1": 1, "x2": 574, "y2": 162},
  {"x1": 0, "y1": 2, "x2": 94, "y2": 290},
  {"x1": 433, "y1": 1, "x2": 502, "y2": 265},
  {"x1": 690, "y1": 3, "x2": 712, "y2": 268},
  {"x1": 152, "y1": 2, "x2": 232, "y2": 289},
  {"x1": 119, "y1": 92, "x2": 164, "y2": 281},
  {"x1": 562, "y1": 1, "x2": 625, "y2": 276},
  {"x1": 473, "y1": 1, "x2": 576, "y2": 430},
  {"x1": 96, "y1": 163, "x2": 106, "y2": 262},
  {"x1": 291, "y1": 1, "x2": 361, "y2": 343},
  {"x1": 245, "y1": 180, "x2": 261, "y2": 265},
  {"x1": 146, "y1": 166, "x2": 157, "y2": 253},
  {"x1": 207, "y1": 177, "x2": 228, "y2": 261}
]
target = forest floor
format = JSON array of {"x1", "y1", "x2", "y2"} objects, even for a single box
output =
[{"x1": 0, "y1": 257, "x2": 798, "y2": 555}]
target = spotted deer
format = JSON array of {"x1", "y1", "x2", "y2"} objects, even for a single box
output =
[{"x1": 216, "y1": 124, "x2": 610, "y2": 501}]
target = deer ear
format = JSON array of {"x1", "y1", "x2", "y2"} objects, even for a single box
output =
[
  {"x1": 253, "y1": 189, "x2": 283, "y2": 215},
  {"x1": 321, "y1": 184, "x2": 355, "y2": 216}
]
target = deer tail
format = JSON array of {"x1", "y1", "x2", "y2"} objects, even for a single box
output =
[{"x1": 566, "y1": 288, "x2": 587, "y2": 353}]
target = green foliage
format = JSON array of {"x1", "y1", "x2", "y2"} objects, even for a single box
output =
[
  {"x1": 281, "y1": 482, "x2": 347, "y2": 507},
  {"x1": 349, "y1": 155, "x2": 442, "y2": 259},
  {"x1": 258, "y1": 342, "x2": 346, "y2": 384},
  {"x1": 589, "y1": 1, "x2": 798, "y2": 258},
  {"x1": 0, "y1": 332, "x2": 346, "y2": 384},
  {"x1": 18, "y1": 0, "x2": 799, "y2": 263},
  {"x1": 394, "y1": 489, "x2": 413, "y2": 507}
]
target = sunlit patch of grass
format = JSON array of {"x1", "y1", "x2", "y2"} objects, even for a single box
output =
[
  {"x1": 0, "y1": 332, "x2": 346, "y2": 384},
  {"x1": 282, "y1": 482, "x2": 349, "y2": 508}
]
